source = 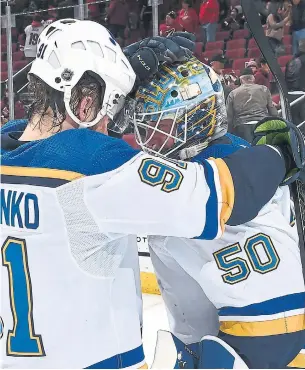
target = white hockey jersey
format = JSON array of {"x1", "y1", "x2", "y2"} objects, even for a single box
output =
[
  {"x1": 0, "y1": 122, "x2": 236, "y2": 368},
  {"x1": 24, "y1": 24, "x2": 45, "y2": 58},
  {"x1": 148, "y1": 134, "x2": 304, "y2": 347}
]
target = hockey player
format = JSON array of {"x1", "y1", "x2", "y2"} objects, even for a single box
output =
[
  {"x1": 0, "y1": 20, "x2": 304, "y2": 368},
  {"x1": 132, "y1": 57, "x2": 305, "y2": 369}
]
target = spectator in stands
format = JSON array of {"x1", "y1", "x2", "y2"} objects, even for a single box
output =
[
  {"x1": 226, "y1": 67, "x2": 278, "y2": 142},
  {"x1": 160, "y1": 11, "x2": 182, "y2": 36},
  {"x1": 24, "y1": 15, "x2": 45, "y2": 62},
  {"x1": 222, "y1": 7, "x2": 241, "y2": 32},
  {"x1": 1, "y1": 94, "x2": 25, "y2": 125},
  {"x1": 210, "y1": 54, "x2": 225, "y2": 75},
  {"x1": 210, "y1": 54, "x2": 233, "y2": 100},
  {"x1": 47, "y1": 0, "x2": 59, "y2": 21},
  {"x1": 178, "y1": 0, "x2": 199, "y2": 34},
  {"x1": 285, "y1": 38, "x2": 305, "y2": 129},
  {"x1": 266, "y1": 3, "x2": 291, "y2": 56},
  {"x1": 139, "y1": 0, "x2": 152, "y2": 38},
  {"x1": 129, "y1": 5, "x2": 140, "y2": 32},
  {"x1": 43, "y1": 3, "x2": 58, "y2": 27},
  {"x1": 1, "y1": 100, "x2": 9, "y2": 126},
  {"x1": 199, "y1": 0, "x2": 220, "y2": 43},
  {"x1": 86, "y1": 0, "x2": 100, "y2": 21},
  {"x1": 246, "y1": 59, "x2": 258, "y2": 74},
  {"x1": 254, "y1": 57, "x2": 271, "y2": 89},
  {"x1": 291, "y1": 0, "x2": 305, "y2": 55},
  {"x1": 106, "y1": 0, "x2": 130, "y2": 45}
]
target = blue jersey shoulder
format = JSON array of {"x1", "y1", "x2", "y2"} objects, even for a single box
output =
[
  {"x1": 1, "y1": 127, "x2": 140, "y2": 176},
  {"x1": 192, "y1": 133, "x2": 250, "y2": 163},
  {"x1": 1, "y1": 119, "x2": 28, "y2": 134}
]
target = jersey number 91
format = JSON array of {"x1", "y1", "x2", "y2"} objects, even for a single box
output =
[{"x1": 138, "y1": 158, "x2": 185, "y2": 193}]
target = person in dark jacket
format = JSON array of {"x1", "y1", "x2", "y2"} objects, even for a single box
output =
[
  {"x1": 106, "y1": 0, "x2": 130, "y2": 45},
  {"x1": 226, "y1": 68, "x2": 278, "y2": 142},
  {"x1": 291, "y1": 0, "x2": 305, "y2": 55}
]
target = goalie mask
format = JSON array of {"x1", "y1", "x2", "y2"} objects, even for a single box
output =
[{"x1": 133, "y1": 57, "x2": 227, "y2": 159}]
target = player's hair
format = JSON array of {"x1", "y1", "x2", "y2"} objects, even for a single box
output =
[{"x1": 27, "y1": 72, "x2": 105, "y2": 131}]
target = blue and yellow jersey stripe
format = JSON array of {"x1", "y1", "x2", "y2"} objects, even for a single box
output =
[
  {"x1": 1, "y1": 165, "x2": 84, "y2": 188},
  {"x1": 219, "y1": 292, "x2": 305, "y2": 337}
]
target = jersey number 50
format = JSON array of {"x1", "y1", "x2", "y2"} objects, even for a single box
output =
[
  {"x1": 1, "y1": 237, "x2": 45, "y2": 357},
  {"x1": 213, "y1": 233, "x2": 280, "y2": 285}
]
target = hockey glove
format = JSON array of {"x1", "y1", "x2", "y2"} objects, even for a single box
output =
[
  {"x1": 123, "y1": 32, "x2": 195, "y2": 84},
  {"x1": 253, "y1": 117, "x2": 305, "y2": 185}
]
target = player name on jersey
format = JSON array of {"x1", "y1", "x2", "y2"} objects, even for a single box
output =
[{"x1": 1, "y1": 188, "x2": 40, "y2": 230}]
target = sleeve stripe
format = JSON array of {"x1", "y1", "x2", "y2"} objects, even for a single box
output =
[
  {"x1": 218, "y1": 292, "x2": 305, "y2": 317},
  {"x1": 195, "y1": 160, "x2": 220, "y2": 240},
  {"x1": 209, "y1": 158, "x2": 235, "y2": 233}
]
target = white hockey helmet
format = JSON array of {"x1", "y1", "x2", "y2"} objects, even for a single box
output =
[{"x1": 29, "y1": 19, "x2": 136, "y2": 128}]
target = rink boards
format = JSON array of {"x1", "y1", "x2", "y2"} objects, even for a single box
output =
[{"x1": 137, "y1": 236, "x2": 161, "y2": 295}]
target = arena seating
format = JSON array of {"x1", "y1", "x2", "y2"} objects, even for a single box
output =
[{"x1": 0, "y1": 6, "x2": 294, "y2": 89}]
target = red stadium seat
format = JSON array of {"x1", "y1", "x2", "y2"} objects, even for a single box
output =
[
  {"x1": 1, "y1": 71, "x2": 8, "y2": 81},
  {"x1": 202, "y1": 49, "x2": 223, "y2": 60},
  {"x1": 248, "y1": 38, "x2": 258, "y2": 49},
  {"x1": 1, "y1": 61, "x2": 8, "y2": 72},
  {"x1": 247, "y1": 48, "x2": 261, "y2": 58},
  {"x1": 233, "y1": 29, "x2": 250, "y2": 39},
  {"x1": 1, "y1": 34, "x2": 6, "y2": 44},
  {"x1": 277, "y1": 55, "x2": 293, "y2": 67},
  {"x1": 1, "y1": 43, "x2": 17, "y2": 52},
  {"x1": 216, "y1": 31, "x2": 230, "y2": 41},
  {"x1": 226, "y1": 39, "x2": 246, "y2": 50},
  {"x1": 285, "y1": 44, "x2": 292, "y2": 54},
  {"x1": 13, "y1": 60, "x2": 28, "y2": 72},
  {"x1": 283, "y1": 35, "x2": 292, "y2": 45},
  {"x1": 205, "y1": 41, "x2": 224, "y2": 51},
  {"x1": 195, "y1": 42, "x2": 203, "y2": 58},
  {"x1": 225, "y1": 48, "x2": 246, "y2": 60},
  {"x1": 232, "y1": 57, "x2": 251, "y2": 70},
  {"x1": 12, "y1": 51, "x2": 24, "y2": 61}
]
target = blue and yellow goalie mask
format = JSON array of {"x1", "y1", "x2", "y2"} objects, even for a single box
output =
[{"x1": 133, "y1": 57, "x2": 227, "y2": 158}]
